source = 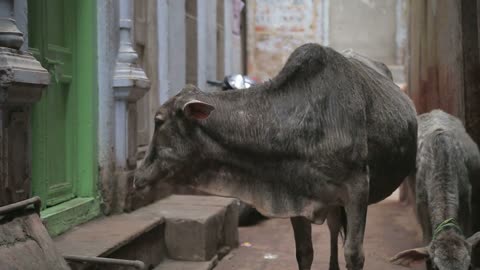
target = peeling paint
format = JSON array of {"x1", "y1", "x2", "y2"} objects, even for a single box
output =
[{"x1": 247, "y1": 0, "x2": 323, "y2": 81}]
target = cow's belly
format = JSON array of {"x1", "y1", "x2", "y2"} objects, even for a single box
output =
[
  {"x1": 367, "y1": 132, "x2": 417, "y2": 204},
  {"x1": 196, "y1": 175, "x2": 346, "y2": 224}
]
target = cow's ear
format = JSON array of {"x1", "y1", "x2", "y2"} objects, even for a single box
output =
[
  {"x1": 390, "y1": 247, "x2": 429, "y2": 267},
  {"x1": 467, "y1": 232, "x2": 480, "y2": 248},
  {"x1": 183, "y1": 100, "x2": 215, "y2": 120}
]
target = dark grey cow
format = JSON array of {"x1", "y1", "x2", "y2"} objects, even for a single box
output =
[
  {"x1": 391, "y1": 110, "x2": 480, "y2": 270},
  {"x1": 134, "y1": 43, "x2": 417, "y2": 270}
]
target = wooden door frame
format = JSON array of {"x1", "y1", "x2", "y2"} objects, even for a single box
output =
[{"x1": 29, "y1": 0, "x2": 99, "y2": 236}]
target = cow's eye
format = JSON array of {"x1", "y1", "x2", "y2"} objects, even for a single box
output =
[{"x1": 155, "y1": 114, "x2": 165, "y2": 128}]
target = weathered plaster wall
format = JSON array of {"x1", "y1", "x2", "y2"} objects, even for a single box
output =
[
  {"x1": 97, "y1": 0, "x2": 119, "y2": 214},
  {"x1": 246, "y1": 0, "x2": 403, "y2": 81},
  {"x1": 246, "y1": 0, "x2": 324, "y2": 80},
  {"x1": 329, "y1": 0, "x2": 397, "y2": 65},
  {"x1": 197, "y1": 0, "x2": 218, "y2": 91}
]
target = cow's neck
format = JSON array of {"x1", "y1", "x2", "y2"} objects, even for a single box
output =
[
  {"x1": 196, "y1": 85, "x2": 308, "y2": 160},
  {"x1": 200, "y1": 87, "x2": 277, "y2": 149},
  {"x1": 426, "y1": 166, "x2": 461, "y2": 233}
]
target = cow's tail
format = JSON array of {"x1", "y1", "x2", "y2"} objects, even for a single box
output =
[{"x1": 339, "y1": 207, "x2": 348, "y2": 244}]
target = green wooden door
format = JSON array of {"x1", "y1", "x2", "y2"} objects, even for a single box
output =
[{"x1": 29, "y1": 0, "x2": 77, "y2": 208}]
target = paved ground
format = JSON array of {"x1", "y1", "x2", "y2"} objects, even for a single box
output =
[{"x1": 216, "y1": 191, "x2": 426, "y2": 270}]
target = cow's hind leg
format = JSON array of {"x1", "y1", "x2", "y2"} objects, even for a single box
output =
[
  {"x1": 291, "y1": 217, "x2": 313, "y2": 270},
  {"x1": 344, "y1": 172, "x2": 369, "y2": 270},
  {"x1": 327, "y1": 207, "x2": 342, "y2": 270}
]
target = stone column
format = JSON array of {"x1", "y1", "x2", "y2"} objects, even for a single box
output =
[
  {"x1": 0, "y1": 0, "x2": 49, "y2": 206},
  {"x1": 112, "y1": 0, "x2": 150, "y2": 212}
]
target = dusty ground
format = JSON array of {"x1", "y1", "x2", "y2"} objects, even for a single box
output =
[{"x1": 216, "y1": 191, "x2": 426, "y2": 270}]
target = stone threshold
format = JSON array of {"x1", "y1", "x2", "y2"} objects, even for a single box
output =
[{"x1": 42, "y1": 197, "x2": 101, "y2": 237}]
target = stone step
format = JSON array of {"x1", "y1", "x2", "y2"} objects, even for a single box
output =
[
  {"x1": 148, "y1": 195, "x2": 239, "y2": 261},
  {"x1": 54, "y1": 203, "x2": 166, "y2": 270},
  {"x1": 153, "y1": 256, "x2": 218, "y2": 270},
  {"x1": 53, "y1": 195, "x2": 239, "y2": 269}
]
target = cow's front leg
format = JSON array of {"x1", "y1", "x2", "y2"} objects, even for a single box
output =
[
  {"x1": 290, "y1": 216, "x2": 313, "y2": 270},
  {"x1": 344, "y1": 172, "x2": 369, "y2": 270}
]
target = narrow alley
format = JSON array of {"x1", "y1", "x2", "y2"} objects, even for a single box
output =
[
  {"x1": 2, "y1": 0, "x2": 480, "y2": 269},
  {"x1": 216, "y1": 192, "x2": 425, "y2": 270}
]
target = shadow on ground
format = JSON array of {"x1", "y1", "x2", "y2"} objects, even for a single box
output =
[{"x1": 216, "y1": 192, "x2": 425, "y2": 270}]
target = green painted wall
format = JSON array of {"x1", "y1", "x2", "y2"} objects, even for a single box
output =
[{"x1": 29, "y1": 0, "x2": 99, "y2": 236}]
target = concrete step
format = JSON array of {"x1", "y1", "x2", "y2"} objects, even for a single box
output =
[
  {"x1": 54, "y1": 203, "x2": 166, "y2": 270},
  {"x1": 153, "y1": 256, "x2": 218, "y2": 270},
  {"x1": 149, "y1": 195, "x2": 239, "y2": 261},
  {"x1": 53, "y1": 195, "x2": 239, "y2": 269}
]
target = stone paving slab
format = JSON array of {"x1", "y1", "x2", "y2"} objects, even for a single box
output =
[{"x1": 153, "y1": 256, "x2": 218, "y2": 270}]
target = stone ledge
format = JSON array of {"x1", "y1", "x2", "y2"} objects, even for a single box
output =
[
  {"x1": 157, "y1": 195, "x2": 239, "y2": 248},
  {"x1": 42, "y1": 197, "x2": 100, "y2": 237},
  {"x1": 145, "y1": 195, "x2": 239, "y2": 261},
  {"x1": 54, "y1": 204, "x2": 165, "y2": 258}
]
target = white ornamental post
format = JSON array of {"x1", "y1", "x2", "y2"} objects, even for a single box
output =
[{"x1": 113, "y1": 0, "x2": 150, "y2": 169}]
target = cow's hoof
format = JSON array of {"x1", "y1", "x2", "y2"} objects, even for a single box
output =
[{"x1": 329, "y1": 263, "x2": 340, "y2": 270}]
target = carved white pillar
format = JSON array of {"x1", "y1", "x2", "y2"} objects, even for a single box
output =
[
  {"x1": 113, "y1": 0, "x2": 150, "y2": 169},
  {"x1": 0, "y1": 0, "x2": 48, "y2": 103},
  {"x1": 0, "y1": 0, "x2": 49, "y2": 205},
  {"x1": 0, "y1": 0, "x2": 23, "y2": 49}
]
